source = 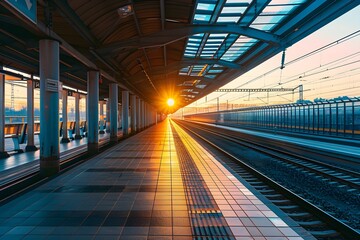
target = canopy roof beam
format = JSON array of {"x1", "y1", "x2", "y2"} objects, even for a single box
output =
[{"x1": 98, "y1": 25, "x2": 280, "y2": 54}]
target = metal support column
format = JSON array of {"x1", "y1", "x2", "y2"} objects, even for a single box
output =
[
  {"x1": 144, "y1": 103, "x2": 148, "y2": 127},
  {"x1": 26, "y1": 78, "x2": 38, "y2": 151},
  {"x1": 39, "y1": 39, "x2": 60, "y2": 176},
  {"x1": 299, "y1": 84, "x2": 304, "y2": 103},
  {"x1": 141, "y1": 101, "x2": 145, "y2": 129},
  {"x1": 136, "y1": 98, "x2": 141, "y2": 131},
  {"x1": 118, "y1": 103, "x2": 121, "y2": 129},
  {"x1": 106, "y1": 100, "x2": 110, "y2": 133},
  {"x1": 0, "y1": 68, "x2": 9, "y2": 158},
  {"x1": 87, "y1": 70, "x2": 99, "y2": 154},
  {"x1": 61, "y1": 89, "x2": 70, "y2": 143},
  {"x1": 109, "y1": 83, "x2": 118, "y2": 142},
  {"x1": 99, "y1": 101, "x2": 105, "y2": 134},
  {"x1": 122, "y1": 91, "x2": 129, "y2": 135},
  {"x1": 155, "y1": 111, "x2": 158, "y2": 125},
  {"x1": 130, "y1": 95, "x2": 136, "y2": 133},
  {"x1": 139, "y1": 100, "x2": 145, "y2": 130},
  {"x1": 74, "y1": 92, "x2": 82, "y2": 139}
]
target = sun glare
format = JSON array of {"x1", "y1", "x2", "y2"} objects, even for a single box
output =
[{"x1": 167, "y1": 98, "x2": 175, "y2": 107}]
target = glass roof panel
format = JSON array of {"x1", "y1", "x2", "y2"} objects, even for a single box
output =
[
  {"x1": 249, "y1": 0, "x2": 307, "y2": 31},
  {"x1": 252, "y1": 15, "x2": 287, "y2": 24},
  {"x1": 196, "y1": 84, "x2": 207, "y2": 89},
  {"x1": 194, "y1": 14, "x2": 211, "y2": 22},
  {"x1": 270, "y1": 0, "x2": 306, "y2": 4},
  {"x1": 203, "y1": 47, "x2": 220, "y2": 50},
  {"x1": 219, "y1": 35, "x2": 259, "y2": 62},
  {"x1": 200, "y1": 54, "x2": 214, "y2": 58},
  {"x1": 208, "y1": 69, "x2": 224, "y2": 73},
  {"x1": 262, "y1": 5, "x2": 299, "y2": 14},
  {"x1": 187, "y1": 42, "x2": 201, "y2": 46},
  {"x1": 226, "y1": 0, "x2": 252, "y2": 4},
  {"x1": 209, "y1": 33, "x2": 228, "y2": 38},
  {"x1": 217, "y1": 16, "x2": 241, "y2": 23},
  {"x1": 205, "y1": 43, "x2": 222, "y2": 46},
  {"x1": 204, "y1": 74, "x2": 217, "y2": 79},
  {"x1": 180, "y1": 0, "x2": 309, "y2": 83},
  {"x1": 196, "y1": 3, "x2": 216, "y2": 11},
  {"x1": 251, "y1": 24, "x2": 277, "y2": 31},
  {"x1": 184, "y1": 53, "x2": 196, "y2": 58},
  {"x1": 221, "y1": 6, "x2": 247, "y2": 14},
  {"x1": 188, "y1": 38, "x2": 202, "y2": 42}
]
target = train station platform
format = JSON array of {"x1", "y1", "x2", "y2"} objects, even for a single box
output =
[
  {"x1": 0, "y1": 130, "x2": 124, "y2": 189},
  {"x1": 0, "y1": 119, "x2": 312, "y2": 239}
]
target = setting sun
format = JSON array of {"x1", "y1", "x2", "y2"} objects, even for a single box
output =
[{"x1": 167, "y1": 98, "x2": 175, "y2": 107}]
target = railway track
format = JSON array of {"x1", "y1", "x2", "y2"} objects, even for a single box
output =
[
  {"x1": 174, "y1": 120, "x2": 360, "y2": 239},
  {"x1": 180, "y1": 121, "x2": 360, "y2": 192}
]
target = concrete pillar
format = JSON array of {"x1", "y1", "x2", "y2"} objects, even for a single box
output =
[
  {"x1": 61, "y1": 89, "x2": 70, "y2": 143},
  {"x1": 141, "y1": 101, "x2": 145, "y2": 129},
  {"x1": 155, "y1": 111, "x2": 158, "y2": 125},
  {"x1": 39, "y1": 39, "x2": 60, "y2": 176},
  {"x1": 149, "y1": 105, "x2": 151, "y2": 125},
  {"x1": 145, "y1": 103, "x2": 148, "y2": 127},
  {"x1": 130, "y1": 95, "x2": 136, "y2": 133},
  {"x1": 122, "y1": 91, "x2": 129, "y2": 135},
  {"x1": 0, "y1": 68, "x2": 9, "y2": 158},
  {"x1": 99, "y1": 101, "x2": 105, "y2": 134},
  {"x1": 151, "y1": 107, "x2": 154, "y2": 125},
  {"x1": 87, "y1": 70, "x2": 99, "y2": 154},
  {"x1": 151, "y1": 106, "x2": 154, "y2": 125},
  {"x1": 146, "y1": 104, "x2": 149, "y2": 126},
  {"x1": 26, "y1": 78, "x2": 38, "y2": 151},
  {"x1": 106, "y1": 100, "x2": 110, "y2": 133},
  {"x1": 118, "y1": 103, "x2": 121, "y2": 128},
  {"x1": 139, "y1": 101, "x2": 142, "y2": 129},
  {"x1": 74, "y1": 92, "x2": 82, "y2": 139},
  {"x1": 109, "y1": 83, "x2": 118, "y2": 142},
  {"x1": 136, "y1": 98, "x2": 141, "y2": 131}
]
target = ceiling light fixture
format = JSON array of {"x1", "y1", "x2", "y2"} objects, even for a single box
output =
[{"x1": 118, "y1": 5, "x2": 133, "y2": 18}]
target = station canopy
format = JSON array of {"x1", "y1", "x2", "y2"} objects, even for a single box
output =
[{"x1": 0, "y1": 0, "x2": 358, "y2": 111}]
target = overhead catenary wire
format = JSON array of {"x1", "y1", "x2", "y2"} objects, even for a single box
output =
[{"x1": 198, "y1": 29, "x2": 360, "y2": 105}]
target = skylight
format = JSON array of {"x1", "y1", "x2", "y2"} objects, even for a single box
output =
[
  {"x1": 179, "y1": 0, "x2": 309, "y2": 98},
  {"x1": 250, "y1": 0, "x2": 306, "y2": 31},
  {"x1": 197, "y1": 3, "x2": 216, "y2": 11}
]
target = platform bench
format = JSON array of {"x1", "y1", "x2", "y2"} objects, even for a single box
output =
[
  {"x1": 80, "y1": 120, "x2": 87, "y2": 137},
  {"x1": 4, "y1": 123, "x2": 26, "y2": 153}
]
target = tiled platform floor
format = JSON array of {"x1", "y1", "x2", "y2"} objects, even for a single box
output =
[
  {"x1": 1, "y1": 130, "x2": 123, "y2": 173},
  {"x1": 0, "y1": 120, "x2": 312, "y2": 239}
]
